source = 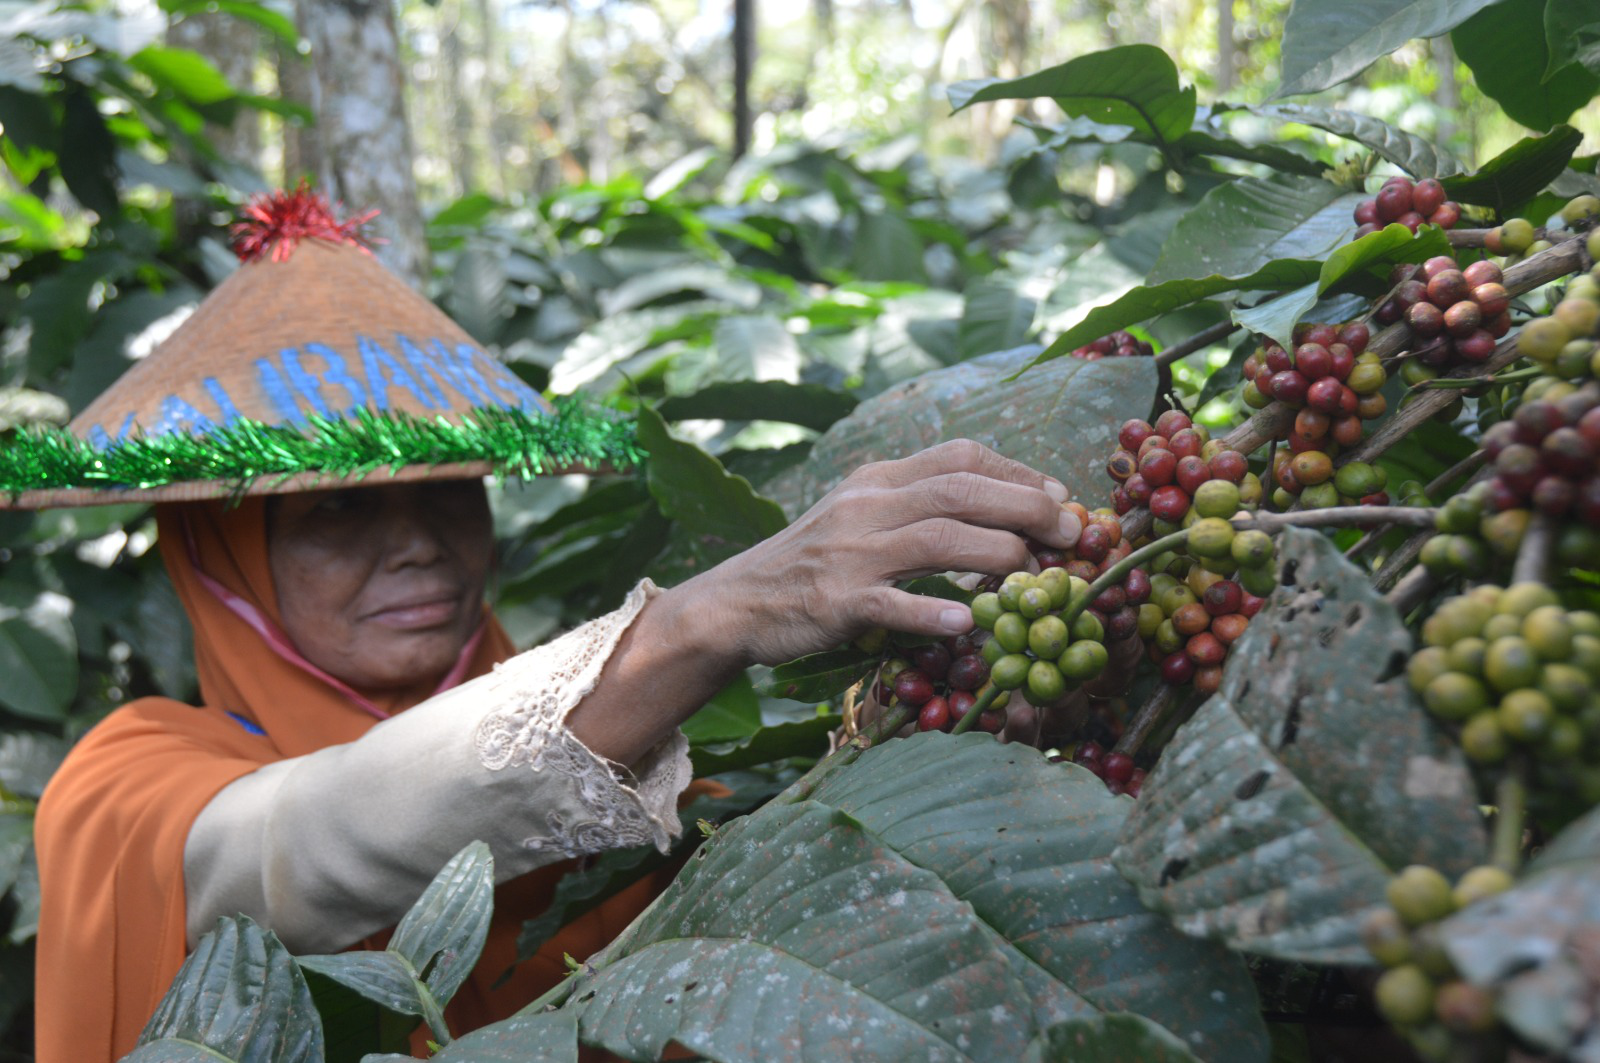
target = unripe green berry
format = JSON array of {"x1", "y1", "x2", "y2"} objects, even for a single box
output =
[
  {"x1": 1444, "y1": 637, "x2": 1486, "y2": 678},
  {"x1": 1375, "y1": 965, "x2": 1436, "y2": 1026},
  {"x1": 1037, "y1": 568, "x2": 1072, "y2": 610},
  {"x1": 1027, "y1": 615, "x2": 1069, "y2": 660},
  {"x1": 1058, "y1": 639, "x2": 1109, "y2": 683},
  {"x1": 1361, "y1": 907, "x2": 1413, "y2": 968},
  {"x1": 1500, "y1": 217, "x2": 1535, "y2": 252},
  {"x1": 1498, "y1": 688, "x2": 1554, "y2": 741},
  {"x1": 994, "y1": 612, "x2": 1030, "y2": 654},
  {"x1": 971, "y1": 592, "x2": 1004, "y2": 631},
  {"x1": 1460, "y1": 712, "x2": 1508, "y2": 763},
  {"x1": 1026, "y1": 658, "x2": 1067, "y2": 703},
  {"x1": 1518, "y1": 317, "x2": 1571, "y2": 362},
  {"x1": 1387, "y1": 865, "x2": 1456, "y2": 927},
  {"x1": 1070, "y1": 610, "x2": 1105, "y2": 644},
  {"x1": 1423, "y1": 672, "x2": 1488, "y2": 720},
  {"x1": 1017, "y1": 587, "x2": 1052, "y2": 620},
  {"x1": 1193, "y1": 480, "x2": 1241, "y2": 519},
  {"x1": 1453, "y1": 865, "x2": 1513, "y2": 908},
  {"x1": 991, "y1": 653, "x2": 1032, "y2": 691},
  {"x1": 1407, "y1": 647, "x2": 1451, "y2": 694},
  {"x1": 1230, "y1": 529, "x2": 1274, "y2": 569}
]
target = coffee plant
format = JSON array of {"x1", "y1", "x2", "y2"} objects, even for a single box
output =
[{"x1": 5, "y1": 0, "x2": 1600, "y2": 1056}]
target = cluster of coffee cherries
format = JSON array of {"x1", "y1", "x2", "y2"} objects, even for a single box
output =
[
  {"x1": 1242, "y1": 322, "x2": 1386, "y2": 428},
  {"x1": 1407, "y1": 584, "x2": 1600, "y2": 765},
  {"x1": 1378, "y1": 257, "x2": 1511, "y2": 376},
  {"x1": 1068, "y1": 329, "x2": 1154, "y2": 360},
  {"x1": 1352, "y1": 176, "x2": 1462, "y2": 238},
  {"x1": 1516, "y1": 265, "x2": 1600, "y2": 384},
  {"x1": 1483, "y1": 195, "x2": 1599, "y2": 261},
  {"x1": 970, "y1": 568, "x2": 1114, "y2": 706},
  {"x1": 1478, "y1": 385, "x2": 1600, "y2": 529},
  {"x1": 1058, "y1": 739, "x2": 1146, "y2": 797},
  {"x1": 1139, "y1": 523, "x2": 1272, "y2": 694},
  {"x1": 1029, "y1": 509, "x2": 1147, "y2": 643},
  {"x1": 1364, "y1": 864, "x2": 1512, "y2": 1059},
  {"x1": 877, "y1": 634, "x2": 1006, "y2": 735},
  {"x1": 1106, "y1": 410, "x2": 1260, "y2": 528}
]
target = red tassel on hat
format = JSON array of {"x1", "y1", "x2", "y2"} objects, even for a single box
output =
[{"x1": 229, "y1": 181, "x2": 379, "y2": 264}]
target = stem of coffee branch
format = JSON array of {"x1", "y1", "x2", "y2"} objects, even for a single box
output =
[
  {"x1": 1113, "y1": 683, "x2": 1185, "y2": 756},
  {"x1": 949, "y1": 682, "x2": 1004, "y2": 736},
  {"x1": 1492, "y1": 764, "x2": 1529, "y2": 872}
]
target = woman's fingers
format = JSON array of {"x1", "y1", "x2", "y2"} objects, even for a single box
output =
[
  {"x1": 902, "y1": 472, "x2": 1081, "y2": 549},
  {"x1": 851, "y1": 585, "x2": 974, "y2": 637},
  {"x1": 884, "y1": 518, "x2": 1038, "y2": 580},
  {"x1": 859, "y1": 439, "x2": 1070, "y2": 503}
]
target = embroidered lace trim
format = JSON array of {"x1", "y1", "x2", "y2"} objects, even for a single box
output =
[{"x1": 473, "y1": 579, "x2": 692, "y2": 859}]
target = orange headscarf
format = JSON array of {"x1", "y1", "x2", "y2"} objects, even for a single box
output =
[{"x1": 34, "y1": 496, "x2": 681, "y2": 1062}]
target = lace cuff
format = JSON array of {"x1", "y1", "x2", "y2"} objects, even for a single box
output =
[{"x1": 473, "y1": 579, "x2": 693, "y2": 859}]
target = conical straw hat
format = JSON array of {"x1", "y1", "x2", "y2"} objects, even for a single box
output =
[{"x1": 0, "y1": 189, "x2": 636, "y2": 509}]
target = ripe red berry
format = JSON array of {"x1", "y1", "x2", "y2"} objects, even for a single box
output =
[
  {"x1": 1484, "y1": 311, "x2": 1512, "y2": 338},
  {"x1": 1264, "y1": 345, "x2": 1293, "y2": 375},
  {"x1": 1212, "y1": 613, "x2": 1250, "y2": 644},
  {"x1": 1413, "y1": 180, "x2": 1446, "y2": 217},
  {"x1": 1149, "y1": 485, "x2": 1191, "y2": 522},
  {"x1": 1580, "y1": 407, "x2": 1600, "y2": 449},
  {"x1": 1496, "y1": 444, "x2": 1546, "y2": 496},
  {"x1": 1514, "y1": 400, "x2": 1565, "y2": 442},
  {"x1": 1240, "y1": 593, "x2": 1267, "y2": 617},
  {"x1": 947, "y1": 654, "x2": 988, "y2": 692},
  {"x1": 1169, "y1": 428, "x2": 1206, "y2": 459},
  {"x1": 1397, "y1": 211, "x2": 1424, "y2": 233},
  {"x1": 912, "y1": 644, "x2": 952, "y2": 680},
  {"x1": 1294, "y1": 343, "x2": 1332, "y2": 380},
  {"x1": 1137, "y1": 435, "x2": 1170, "y2": 460},
  {"x1": 1543, "y1": 427, "x2": 1595, "y2": 477},
  {"x1": 894, "y1": 670, "x2": 935, "y2": 706},
  {"x1": 1375, "y1": 182, "x2": 1413, "y2": 222},
  {"x1": 1176, "y1": 454, "x2": 1212, "y2": 495},
  {"x1": 949, "y1": 688, "x2": 976, "y2": 716},
  {"x1": 1102, "y1": 752, "x2": 1135, "y2": 784},
  {"x1": 1073, "y1": 739, "x2": 1104, "y2": 766},
  {"x1": 1444, "y1": 301, "x2": 1482, "y2": 337},
  {"x1": 1462, "y1": 260, "x2": 1502, "y2": 288},
  {"x1": 1307, "y1": 377, "x2": 1345, "y2": 414},
  {"x1": 1106, "y1": 605, "x2": 1141, "y2": 641},
  {"x1": 1161, "y1": 652, "x2": 1196, "y2": 685},
  {"x1": 1426, "y1": 270, "x2": 1469, "y2": 307},
  {"x1": 1154, "y1": 410, "x2": 1193, "y2": 438},
  {"x1": 917, "y1": 696, "x2": 952, "y2": 732},
  {"x1": 1139, "y1": 448, "x2": 1179, "y2": 487},
  {"x1": 1119, "y1": 419, "x2": 1154, "y2": 452},
  {"x1": 1209, "y1": 449, "x2": 1248, "y2": 483},
  {"x1": 1406, "y1": 301, "x2": 1446, "y2": 336},
  {"x1": 1395, "y1": 279, "x2": 1428, "y2": 311},
  {"x1": 1203, "y1": 580, "x2": 1244, "y2": 617},
  {"x1": 1532, "y1": 476, "x2": 1575, "y2": 516},
  {"x1": 1337, "y1": 322, "x2": 1370, "y2": 355},
  {"x1": 1421, "y1": 255, "x2": 1457, "y2": 279},
  {"x1": 1303, "y1": 324, "x2": 1338, "y2": 348},
  {"x1": 1186, "y1": 632, "x2": 1227, "y2": 668},
  {"x1": 1126, "y1": 768, "x2": 1146, "y2": 797},
  {"x1": 1414, "y1": 333, "x2": 1455, "y2": 368},
  {"x1": 1328, "y1": 344, "x2": 1355, "y2": 382},
  {"x1": 977, "y1": 708, "x2": 1006, "y2": 734},
  {"x1": 1354, "y1": 200, "x2": 1377, "y2": 225},
  {"x1": 1270, "y1": 370, "x2": 1310, "y2": 406},
  {"x1": 1332, "y1": 415, "x2": 1364, "y2": 448},
  {"x1": 1429, "y1": 202, "x2": 1461, "y2": 229},
  {"x1": 1575, "y1": 477, "x2": 1600, "y2": 526},
  {"x1": 1456, "y1": 329, "x2": 1496, "y2": 362},
  {"x1": 1092, "y1": 584, "x2": 1127, "y2": 614},
  {"x1": 1123, "y1": 568, "x2": 1152, "y2": 605},
  {"x1": 1123, "y1": 473, "x2": 1153, "y2": 506},
  {"x1": 1077, "y1": 523, "x2": 1115, "y2": 564},
  {"x1": 1470, "y1": 282, "x2": 1510, "y2": 318},
  {"x1": 1361, "y1": 491, "x2": 1389, "y2": 506}
]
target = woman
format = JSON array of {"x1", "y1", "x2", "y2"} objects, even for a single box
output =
[{"x1": 20, "y1": 193, "x2": 1084, "y2": 1062}]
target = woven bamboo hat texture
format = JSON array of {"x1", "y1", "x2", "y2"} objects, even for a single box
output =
[{"x1": 0, "y1": 188, "x2": 637, "y2": 509}]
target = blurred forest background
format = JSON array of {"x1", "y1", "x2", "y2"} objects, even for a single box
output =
[{"x1": 2, "y1": 0, "x2": 1600, "y2": 1056}]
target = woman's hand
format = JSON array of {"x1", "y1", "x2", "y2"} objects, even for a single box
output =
[{"x1": 682, "y1": 439, "x2": 1083, "y2": 668}]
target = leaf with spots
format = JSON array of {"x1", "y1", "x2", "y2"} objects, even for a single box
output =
[
  {"x1": 1437, "y1": 804, "x2": 1600, "y2": 1059},
  {"x1": 456, "y1": 734, "x2": 1265, "y2": 1062},
  {"x1": 774, "y1": 346, "x2": 1158, "y2": 519},
  {"x1": 1113, "y1": 528, "x2": 1486, "y2": 964}
]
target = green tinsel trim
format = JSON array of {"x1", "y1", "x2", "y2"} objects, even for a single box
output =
[{"x1": 0, "y1": 399, "x2": 641, "y2": 497}]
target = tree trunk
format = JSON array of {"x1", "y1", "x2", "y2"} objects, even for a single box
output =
[
  {"x1": 277, "y1": 33, "x2": 322, "y2": 185},
  {"x1": 297, "y1": 0, "x2": 429, "y2": 287},
  {"x1": 167, "y1": 12, "x2": 261, "y2": 167},
  {"x1": 442, "y1": 0, "x2": 477, "y2": 196},
  {"x1": 732, "y1": 0, "x2": 755, "y2": 158},
  {"x1": 1216, "y1": 0, "x2": 1234, "y2": 94},
  {"x1": 1432, "y1": 35, "x2": 1459, "y2": 143}
]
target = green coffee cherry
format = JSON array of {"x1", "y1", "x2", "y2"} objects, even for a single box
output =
[
  {"x1": 1386, "y1": 865, "x2": 1457, "y2": 927},
  {"x1": 1027, "y1": 615, "x2": 1069, "y2": 660}
]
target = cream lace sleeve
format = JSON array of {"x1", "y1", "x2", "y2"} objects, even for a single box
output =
[{"x1": 183, "y1": 580, "x2": 694, "y2": 954}]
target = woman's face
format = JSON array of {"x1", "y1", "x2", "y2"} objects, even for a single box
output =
[{"x1": 266, "y1": 480, "x2": 493, "y2": 692}]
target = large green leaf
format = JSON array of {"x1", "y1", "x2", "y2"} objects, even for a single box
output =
[
  {"x1": 1276, "y1": 0, "x2": 1503, "y2": 98},
  {"x1": 514, "y1": 781, "x2": 786, "y2": 964},
  {"x1": 128, "y1": 45, "x2": 238, "y2": 105},
  {"x1": 299, "y1": 842, "x2": 493, "y2": 1043},
  {"x1": 949, "y1": 45, "x2": 1197, "y2": 150},
  {"x1": 959, "y1": 277, "x2": 1037, "y2": 360},
  {"x1": 679, "y1": 671, "x2": 762, "y2": 744},
  {"x1": 547, "y1": 299, "x2": 722, "y2": 394},
  {"x1": 1439, "y1": 806, "x2": 1600, "y2": 1058},
  {"x1": 688, "y1": 714, "x2": 839, "y2": 776},
  {"x1": 1250, "y1": 103, "x2": 1463, "y2": 178},
  {"x1": 1114, "y1": 529, "x2": 1486, "y2": 963},
  {"x1": 752, "y1": 646, "x2": 876, "y2": 702},
  {"x1": 0, "y1": 814, "x2": 29, "y2": 899},
  {"x1": 131, "y1": 916, "x2": 322, "y2": 1063},
  {"x1": 656, "y1": 380, "x2": 857, "y2": 433},
  {"x1": 0, "y1": 731, "x2": 64, "y2": 799},
  {"x1": 159, "y1": 0, "x2": 297, "y2": 43},
  {"x1": 1022, "y1": 1013, "x2": 1203, "y2": 1063},
  {"x1": 1440, "y1": 126, "x2": 1584, "y2": 215},
  {"x1": 779, "y1": 346, "x2": 1158, "y2": 517},
  {"x1": 522, "y1": 735, "x2": 1264, "y2": 1061},
  {"x1": 1453, "y1": 0, "x2": 1600, "y2": 132},
  {"x1": 57, "y1": 88, "x2": 117, "y2": 218},
  {"x1": 366, "y1": 1009, "x2": 579, "y2": 1063},
  {"x1": 1545, "y1": 0, "x2": 1600, "y2": 78},
  {"x1": 1148, "y1": 175, "x2": 1359, "y2": 285},
  {"x1": 0, "y1": 586, "x2": 76, "y2": 721},
  {"x1": 637, "y1": 404, "x2": 788, "y2": 554}
]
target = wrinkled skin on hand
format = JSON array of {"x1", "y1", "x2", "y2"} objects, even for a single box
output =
[{"x1": 684, "y1": 439, "x2": 1083, "y2": 669}]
